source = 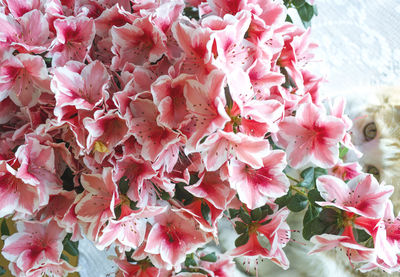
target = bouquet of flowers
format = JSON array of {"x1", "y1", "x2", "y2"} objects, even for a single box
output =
[{"x1": 0, "y1": 0, "x2": 398, "y2": 276}]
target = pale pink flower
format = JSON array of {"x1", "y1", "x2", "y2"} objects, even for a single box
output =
[
  {"x1": 129, "y1": 97, "x2": 180, "y2": 163},
  {"x1": 228, "y1": 150, "x2": 289, "y2": 209},
  {"x1": 75, "y1": 167, "x2": 119, "y2": 240},
  {"x1": 2, "y1": 220, "x2": 65, "y2": 273},
  {"x1": 0, "y1": 161, "x2": 40, "y2": 217},
  {"x1": 198, "y1": 130, "x2": 270, "y2": 171},
  {"x1": 183, "y1": 70, "x2": 230, "y2": 152},
  {"x1": 316, "y1": 174, "x2": 394, "y2": 218},
  {"x1": 96, "y1": 205, "x2": 167, "y2": 251},
  {"x1": 0, "y1": 53, "x2": 50, "y2": 107},
  {"x1": 51, "y1": 60, "x2": 110, "y2": 113},
  {"x1": 277, "y1": 102, "x2": 346, "y2": 168},
  {"x1": 309, "y1": 225, "x2": 375, "y2": 264},
  {"x1": 15, "y1": 136, "x2": 62, "y2": 207},
  {"x1": 111, "y1": 16, "x2": 167, "y2": 70}
]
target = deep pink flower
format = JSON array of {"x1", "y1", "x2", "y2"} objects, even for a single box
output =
[
  {"x1": 329, "y1": 161, "x2": 362, "y2": 181},
  {"x1": 316, "y1": 174, "x2": 394, "y2": 218},
  {"x1": 2, "y1": 220, "x2": 65, "y2": 273},
  {"x1": 230, "y1": 207, "x2": 291, "y2": 269},
  {"x1": 277, "y1": 102, "x2": 346, "y2": 168},
  {"x1": 50, "y1": 15, "x2": 95, "y2": 66}
]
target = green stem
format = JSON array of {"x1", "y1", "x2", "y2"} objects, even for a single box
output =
[
  {"x1": 286, "y1": 174, "x2": 300, "y2": 183},
  {"x1": 290, "y1": 185, "x2": 308, "y2": 197}
]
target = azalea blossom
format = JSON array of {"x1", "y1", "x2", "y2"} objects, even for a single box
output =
[
  {"x1": 316, "y1": 173, "x2": 394, "y2": 218},
  {"x1": 277, "y1": 102, "x2": 346, "y2": 168}
]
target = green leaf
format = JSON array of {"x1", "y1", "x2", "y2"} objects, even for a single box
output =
[
  {"x1": 238, "y1": 208, "x2": 252, "y2": 224},
  {"x1": 313, "y1": 5, "x2": 318, "y2": 16},
  {"x1": 285, "y1": 14, "x2": 293, "y2": 23},
  {"x1": 250, "y1": 208, "x2": 262, "y2": 221},
  {"x1": 118, "y1": 176, "x2": 129, "y2": 195},
  {"x1": 235, "y1": 232, "x2": 249, "y2": 247},
  {"x1": 299, "y1": 167, "x2": 327, "y2": 189},
  {"x1": 185, "y1": 253, "x2": 197, "y2": 267},
  {"x1": 63, "y1": 233, "x2": 79, "y2": 257},
  {"x1": 355, "y1": 229, "x2": 371, "y2": 243},
  {"x1": 0, "y1": 266, "x2": 6, "y2": 275},
  {"x1": 229, "y1": 209, "x2": 240, "y2": 219},
  {"x1": 287, "y1": 193, "x2": 308, "y2": 212},
  {"x1": 234, "y1": 221, "x2": 248, "y2": 234},
  {"x1": 114, "y1": 205, "x2": 122, "y2": 219},
  {"x1": 297, "y1": 3, "x2": 314, "y2": 26},
  {"x1": 1, "y1": 219, "x2": 10, "y2": 236},
  {"x1": 274, "y1": 192, "x2": 292, "y2": 208},
  {"x1": 293, "y1": 0, "x2": 305, "y2": 7},
  {"x1": 224, "y1": 86, "x2": 233, "y2": 110},
  {"x1": 200, "y1": 252, "x2": 217, "y2": 262},
  {"x1": 339, "y1": 145, "x2": 349, "y2": 159},
  {"x1": 60, "y1": 253, "x2": 69, "y2": 262},
  {"x1": 201, "y1": 202, "x2": 211, "y2": 222},
  {"x1": 61, "y1": 167, "x2": 75, "y2": 191},
  {"x1": 303, "y1": 205, "x2": 322, "y2": 225},
  {"x1": 302, "y1": 217, "x2": 326, "y2": 240},
  {"x1": 183, "y1": 7, "x2": 199, "y2": 20},
  {"x1": 308, "y1": 188, "x2": 324, "y2": 206}
]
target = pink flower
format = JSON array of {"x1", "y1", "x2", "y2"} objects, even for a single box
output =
[
  {"x1": 230, "y1": 207, "x2": 291, "y2": 269},
  {"x1": 129, "y1": 97, "x2": 180, "y2": 163},
  {"x1": 183, "y1": 70, "x2": 230, "y2": 152},
  {"x1": 50, "y1": 15, "x2": 95, "y2": 66},
  {"x1": 83, "y1": 110, "x2": 128, "y2": 162},
  {"x1": 228, "y1": 150, "x2": 289, "y2": 209},
  {"x1": 144, "y1": 208, "x2": 212, "y2": 269},
  {"x1": 151, "y1": 74, "x2": 192, "y2": 130},
  {"x1": 75, "y1": 167, "x2": 119, "y2": 240},
  {"x1": 355, "y1": 201, "x2": 400, "y2": 269},
  {"x1": 0, "y1": 53, "x2": 50, "y2": 107},
  {"x1": 113, "y1": 154, "x2": 156, "y2": 202},
  {"x1": 111, "y1": 16, "x2": 167, "y2": 70},
  {"x1": 316, "y1": 174, "x2": 394, "y2": 218},
  {"x1": 199, "y1": 254, "x2": 236, "y2": 277},
  {"x1": 309, "y1": 226, "x2": 375, "y2": 264},
  {"x1": 329, "y1": 161, "x2": 362, "y2": 181},
  {"x1": 113, "y1": 257, "x2": 160, "y2": 277},
  {"x1": 277, "y1": 102, "x2": 346, "y2": 168},
  {"x1": 15, "y1": 136, "x2": 62, "y2": 207},
  {"x1": 0, "y1": 161, "x2": 40, "y2": 217},
  {"x1": 198, "y1": 130, "x2": 270, "y2": 171},
  {"x1": 2, "y1": 220, "x2": 65, "y2": 273},
  {"x1": 96, "y1": 205, "x2": 167, "y2": 251},
  {"x1": 51, "y1": 60, "x2": 110, "y2": 113}
]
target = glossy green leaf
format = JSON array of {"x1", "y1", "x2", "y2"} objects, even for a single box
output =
[
  {"x1": 234, "y1": 221, "x2": 248, "y2": 234},
  {"x1": 1, "y1": 219, "x2": 9, "y2": 236},
  {"x1": 287, "y1": 194, "x2": 308, "y2": 212},
  {"x1": 235, "y1": 232, "x2": 249, "y2": 247},
  {"x1": 200, "y1": 252, "x2": 217, "y2": 262},
  {"x1": 118, "y1": 176, "x2": 129, "y2": 195}
]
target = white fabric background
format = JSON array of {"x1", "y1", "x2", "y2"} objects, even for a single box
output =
[{"x1": 78, "y1": 1, "x2": 400, "y2": 276}]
